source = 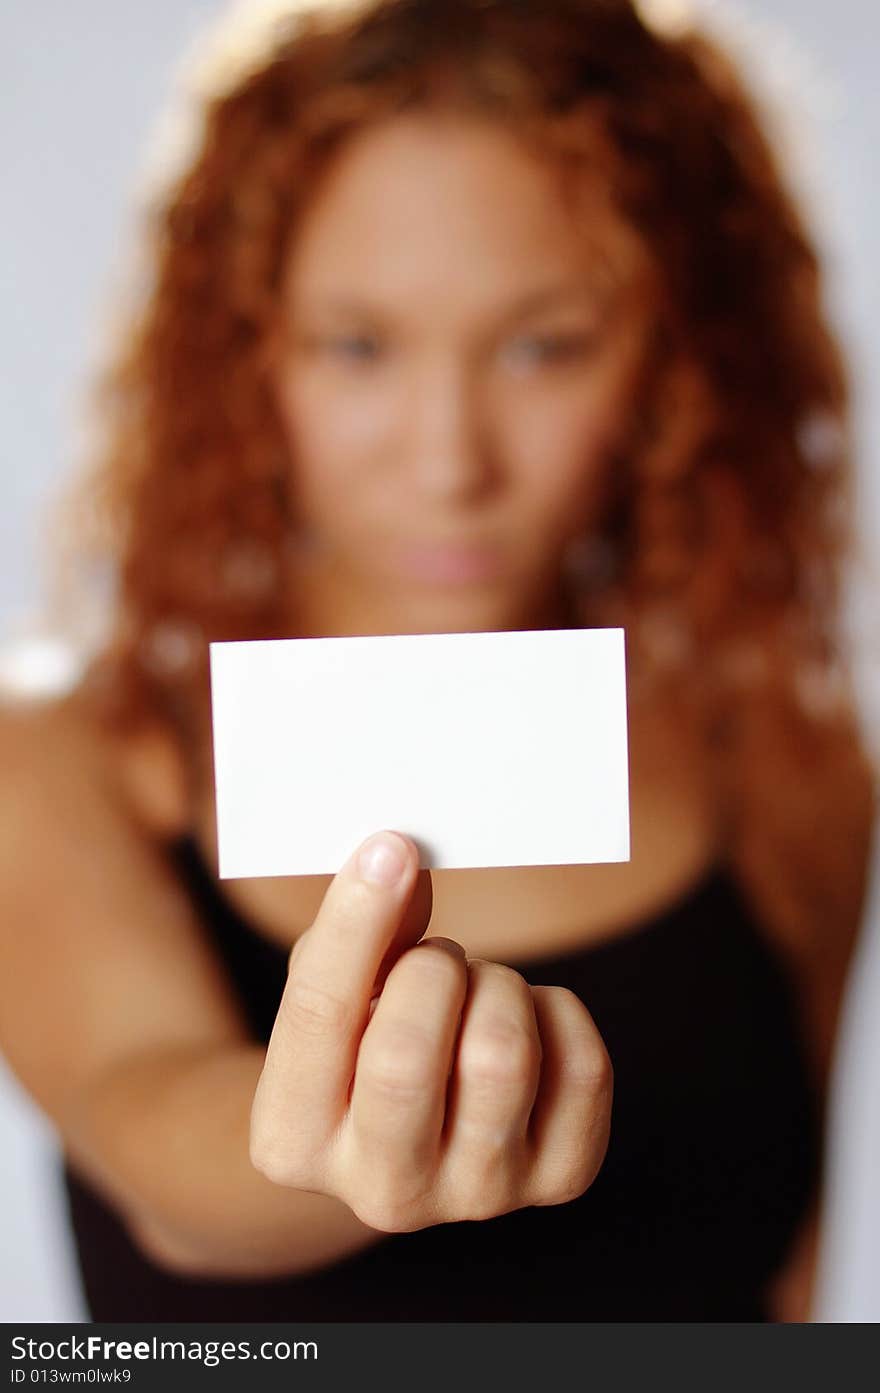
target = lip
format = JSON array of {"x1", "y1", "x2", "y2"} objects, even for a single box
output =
[{"x1": 391, "y1": 541, "x2": 504, "y2": 584}]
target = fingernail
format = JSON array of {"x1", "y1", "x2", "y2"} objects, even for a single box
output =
[
  {"x1": 357, "y1": 831, "x2": 409, "y2": 887},
  {"x1": 418, "y1": 936, "x2": 467, "y2": 961}
]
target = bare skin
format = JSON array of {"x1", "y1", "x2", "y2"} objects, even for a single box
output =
[
  {"x1": 0, "y1": 112, "x2": 845, "y2": 1314},
  {"x1": 0, "y1": 682, "x2": 715, "y2": 1277}
]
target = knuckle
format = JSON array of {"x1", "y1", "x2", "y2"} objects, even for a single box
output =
[
  {"x1": 285, "y1": 976, "x2": 354, "y2": 1038},
  {"x1": 532, "y1": 1181, "x2": 581, "y2": 1209},
  {"x1": 531, "y1": 1145, "x2": 603, "y2": 1208},
  {"x1": 248, "y1": 1133, "x2": 303, "y2": 1189},
  {"x1": 563, "y1": 1036, "x2": 613, "y2": 1096},
  {"x1": 460, "y1": 1019, "x2": 539, "y2": 1086},
  {"x1": 546, "y1": 987, "x2": 613, "y2": 1092},
  {"x1": 355, "y1": 1203, "x2": 408, "y2": 1233},
  {"x1": 458, "y1": 1194, "x2": 500, "y2": 1223},
  {"x1": 470, "y1": 960, "x2": 527, "y2": 991},
  {"x1": 398, "y1": 941, "x2": 464, "y2": 991},
  {"x1": 543, "y1": 1159, "x2": 597, "y2": 1207},
  {"x1": 349, "y1": 1186, "x2": 426, "y2": 1234},
  {"x1": 360, "y1": 1023, "x2": 437, "y2": 1098},
  {"x1": 545, "y1": 984, "x2": 591, "y2": 1018},
  {"x1": 455, "y1": 1172, "x2": 520, "y2": 1222}
]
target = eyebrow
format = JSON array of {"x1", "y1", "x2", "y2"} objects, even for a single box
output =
[
  {"x1": 494, "y1": 281, "x2": 609, "y2": 327},
  {"x1": 297, "y1": 280, "x2": 611, "y2": 327}
]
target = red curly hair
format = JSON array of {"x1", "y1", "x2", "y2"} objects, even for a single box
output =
[{"x1": 55, "y1": 0, "x2": 875, "y2": 1001}]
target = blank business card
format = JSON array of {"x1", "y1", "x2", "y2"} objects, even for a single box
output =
[{"x1": 209, "y1": 627, "x2": 630, "y2": 878}]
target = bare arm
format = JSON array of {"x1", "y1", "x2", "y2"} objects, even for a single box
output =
[
  {"x1": 0, "y1": 698, "x2": 385, "y2": 1278},
  {"x1": 72, "y1": 1039, "x2": 387, "y2": 1276}
]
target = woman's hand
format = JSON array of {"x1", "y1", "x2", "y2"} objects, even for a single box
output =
[{"x1": 250, "y1": 830, "x2": 612, "y2": 1232}]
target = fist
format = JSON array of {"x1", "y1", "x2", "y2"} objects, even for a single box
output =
[{"x1": 250, "y1": 830, "x2": 612, "y2": 1232}]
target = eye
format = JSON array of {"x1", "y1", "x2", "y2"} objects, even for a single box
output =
[
  {"x1": 503, "y1": 331, "x2": 598, "y2": 370},
  {"x1": 320, "y1": 334, "x2": 383, "y2": 362}
]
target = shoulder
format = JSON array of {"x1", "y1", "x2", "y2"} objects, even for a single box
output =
[
  {"x1": 0, "y1": 690, "x2": 191, "y2": 842},
  {"x1": 0, "y1": 691, "x2": 104, "y2": 807},
  {"x1": 0, "y1": 691, "x2": 248, "y2": 1134}
]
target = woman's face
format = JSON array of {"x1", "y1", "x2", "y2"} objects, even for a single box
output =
[{"x1": 272, "y1": 110, "x2": 656, "y2": 633}]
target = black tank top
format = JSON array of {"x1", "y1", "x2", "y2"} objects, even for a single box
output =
[{"x1": 61, "y1": 836, "x2": 821, "y2": 1321}]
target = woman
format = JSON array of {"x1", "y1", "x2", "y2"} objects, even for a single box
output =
[{"x1": 0, "y1": 0, "x2": 875, "y2": 1321}]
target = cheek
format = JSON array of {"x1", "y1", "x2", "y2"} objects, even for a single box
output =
[
  {"x1": 276, "y1": 374, "x2": 395, "y2": 520},
  {"x1": 504, "y1": 388, "x2": 619, "y2": 524},
  {"x1": 281, "y1": 375, "x2": 393, "y2": 461},
  {"x1": 504, "y1": 343, "x2": 644, "y2": 522}
]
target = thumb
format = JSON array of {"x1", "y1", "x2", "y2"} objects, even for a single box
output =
[{"x1": 370, "y1": 858, "x2": 434, "y2": 997}]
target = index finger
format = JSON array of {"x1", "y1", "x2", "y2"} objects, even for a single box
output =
[{"x1": 257, "y1": 830, "x2": 429, "y2": 1143}]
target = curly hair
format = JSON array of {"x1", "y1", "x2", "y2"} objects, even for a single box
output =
[{"x1": 54, "y1": 0, "x2": 875, "y2": 971}]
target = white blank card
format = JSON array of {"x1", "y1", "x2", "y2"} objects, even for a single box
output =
[{"x1": 210, "y1": 627, "x2": 630, "y2": 878}]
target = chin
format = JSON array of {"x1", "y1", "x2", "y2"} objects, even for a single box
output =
[{"x1": 377, "y1": 578, "x2": 536, "y2": 634}]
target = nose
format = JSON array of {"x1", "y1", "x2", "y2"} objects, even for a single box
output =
[{"x1": 403, "y1": 357, "x2": 495, "y2": 503}]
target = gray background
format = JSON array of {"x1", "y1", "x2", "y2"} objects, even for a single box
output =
[{"x1": 1, "y1": 0, "x2": 877, "y2": 1321}]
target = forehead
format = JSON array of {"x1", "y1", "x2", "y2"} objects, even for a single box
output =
[{"x1": 282, "y1": 111, "x2": 649, "y2": 311}]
